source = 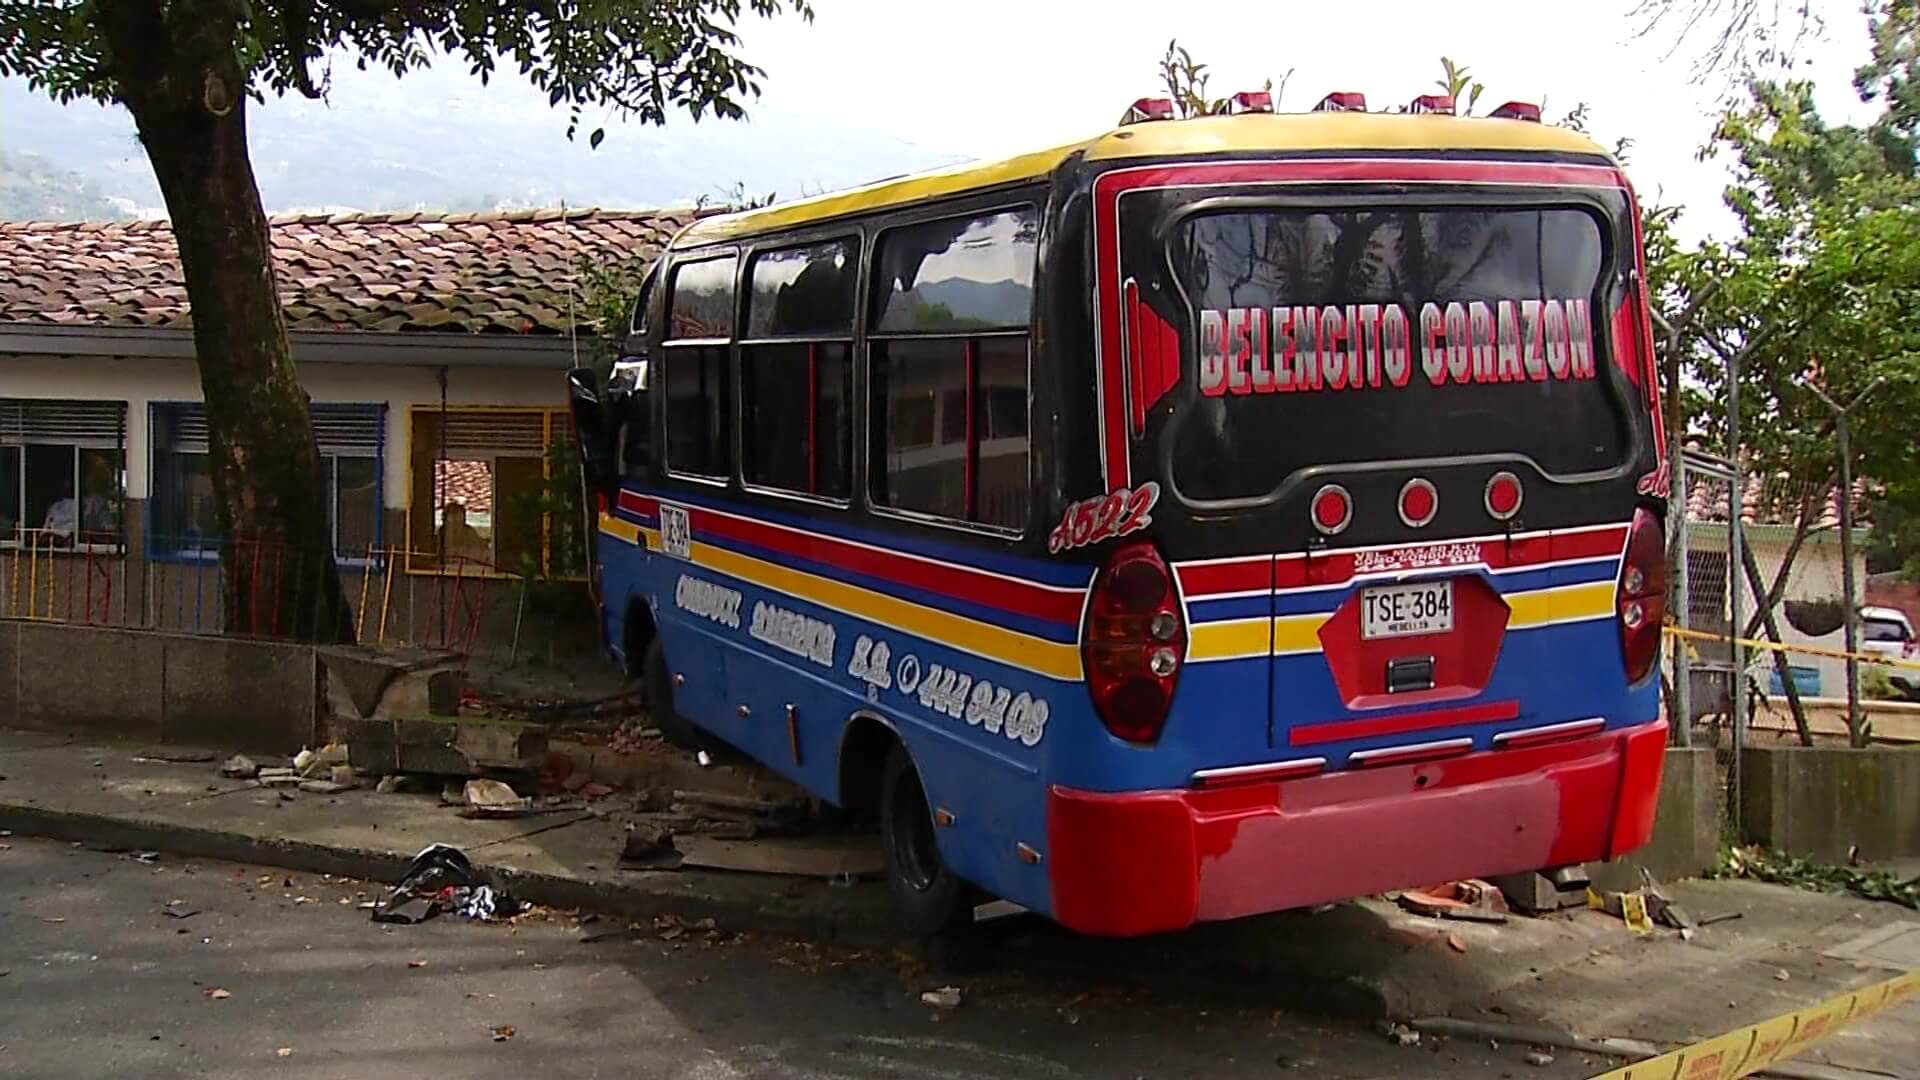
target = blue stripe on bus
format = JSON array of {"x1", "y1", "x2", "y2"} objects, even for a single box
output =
[
  {"x1": 622, "y1": 484, "x2": 1097, "y2": 589},
  {"x1": 710, "y1": 531, "x2": 1084, "y2": 645}
]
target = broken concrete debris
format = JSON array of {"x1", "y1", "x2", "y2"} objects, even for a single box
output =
[
  {"x1": 220, "y1": 755, "x2": 259, "y2": 779},
  {"x1": 920, "y1": 986, "x2": 963, "y2": 1010},
  {"x1": 460, "y1": 778, "x2": 531, "y2": 818},
  {"x1": 1395, "y1": 880, "x2": 1510, "y2": 923}
]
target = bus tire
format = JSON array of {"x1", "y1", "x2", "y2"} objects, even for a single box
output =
[
  {"x1": 640, "y1": 639, "x2": 718, "y2": 753},
  {"x1": 880, "y1": 743, "x2": 970, "y2": 937}
]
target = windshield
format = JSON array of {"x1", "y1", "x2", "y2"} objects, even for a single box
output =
[{"x1": 1152, "y1": 204, "x2": 1632, "y2": 503}]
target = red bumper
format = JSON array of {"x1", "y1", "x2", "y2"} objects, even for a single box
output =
[{"x1": 1046, "y1": 719, "x2": 1667, "y2": 937}]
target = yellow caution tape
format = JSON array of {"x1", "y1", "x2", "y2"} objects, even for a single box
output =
[
  {"x1": 1588, "y1": 968, "x2": 1920, "y2": 1079},
  {"x1": 1664, "y1": 624, "x2": 1920, "y2": 672}
]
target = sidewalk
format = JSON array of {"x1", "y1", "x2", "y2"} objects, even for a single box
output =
[{"x1": 2, "y1": 725, "x2": 1916, "y2": 1072}]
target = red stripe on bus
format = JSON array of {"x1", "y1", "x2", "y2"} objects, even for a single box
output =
[
  {"x1": 683, "y1": 504, "x2": 1086, "y2": 626},
  {"x1": 1288, "y1": 700, "x2": 1521, "y2": 747},
  {"x1": 1175, "y1": 559, "x2": 1272, "y2": 598}
]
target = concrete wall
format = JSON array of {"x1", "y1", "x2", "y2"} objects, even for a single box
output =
[
  {"x1": 0, "y1": 620, "x2": 319, "y2": 754},
  {"x1": 1740, "y1": 745, "x2": 1920, "y2": 863},
  {"x1": 1591, "y1": 748, "x2": 1722, "y2": 890}
]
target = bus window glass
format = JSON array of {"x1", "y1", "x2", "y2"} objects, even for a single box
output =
[
  {"x1": 1160, "y1": 206, "x2": 1625, "y2": 501},
  {"x1": 664, "y1": 255, "x2": 736, "y2": 477},
  {"x1": 667, "y1": 255, "x2": 736, "y2": 340},
  {"x1": 742, "y1": 342, "x2": 852, "y2": 498},
  {"x1": 872, "y1": 336, "x2": 1028, "y2": 531},
  {"x1": 747, "y1": 239, "x2": 857, "y2": 337},
  {"x1": 872, "y1": 208, "x2": 1037, "y2": 333},
  {"x1": 740, "y1": 239, "x2": 857, "y2": 499}
]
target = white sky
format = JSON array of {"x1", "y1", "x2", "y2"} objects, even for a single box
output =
[{"x1": 724, "y1": 0, "x2": 1878, "y2": 242}]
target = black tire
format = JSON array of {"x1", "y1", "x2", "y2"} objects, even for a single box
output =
[
  {"x1": 879, "y1": 743, "x2": 970, "y2": 937},
  {"x1": 640, "y1": 639, "x2": 720, "y2": 753}
]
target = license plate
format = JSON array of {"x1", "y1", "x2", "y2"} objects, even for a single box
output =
[{"x1": 1360, "y1": 581, "x2": 1454, "y2": 640}]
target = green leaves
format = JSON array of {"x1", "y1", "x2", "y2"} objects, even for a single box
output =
[
  {"x1": 1, "y1": 1, "x2": 812, "y2": 128},
  {"x1": 1716, "y1": 845, "x2": 1920, "y2": 910}
]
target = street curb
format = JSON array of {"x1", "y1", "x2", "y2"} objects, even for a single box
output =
[{"x1": 0, "y1": 801, "x2": 899, "y2": 948}]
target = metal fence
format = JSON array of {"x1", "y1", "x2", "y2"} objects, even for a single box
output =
[{"x1": 1, "y1": 530, "x2": 599, "y2": 660}]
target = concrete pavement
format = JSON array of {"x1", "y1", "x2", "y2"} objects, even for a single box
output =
[
  {"x1": 1, "y1": 836, "x2": 1597, "y2": 1080},
  {"x1": 3, "y1": 725, "x2": 1918, "y2": 1077}
]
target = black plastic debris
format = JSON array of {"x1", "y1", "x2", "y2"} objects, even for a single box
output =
[{"x1": 370, "y1": 844, "x2": 524, "y2": 925}]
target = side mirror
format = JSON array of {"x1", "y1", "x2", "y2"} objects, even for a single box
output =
[
  {"x1": 609, "y1": 356, "x2": 652, "y2": 475},
  {"x1": 566, "y1": 366, "x2": 618, "y2": 496}
]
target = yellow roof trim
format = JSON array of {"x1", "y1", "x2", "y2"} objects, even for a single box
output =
[{"x1": 672, "y1": 112, "x2": 1615, "y2": 248}]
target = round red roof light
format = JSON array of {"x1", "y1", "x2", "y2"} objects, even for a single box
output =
[
  {"x1": 1311, "y1": 485, "x2": 1352, "y2": 536},
  {"x1": 1399, "y1": 478, "x2": 1438, "y2": 528},
  {"x1": 1485, "y1": 472, "x2": 1523, "y2": 520}
]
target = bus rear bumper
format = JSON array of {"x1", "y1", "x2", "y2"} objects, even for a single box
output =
[{"x1": 1045, "y1": 718, "x2": 1667, "y2": 937}]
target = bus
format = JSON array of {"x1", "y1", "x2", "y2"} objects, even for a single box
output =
[{"x1": 568, "y1": 91, "x2": 1670, "y2": 938}]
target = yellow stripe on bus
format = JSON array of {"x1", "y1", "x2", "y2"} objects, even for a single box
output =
[
  {"x1": 597, "y1": 513, "x2": 642, "y2": 546},
  {"x1": 683, "y1": 538, "x2": 1084, "y2": 682},
  {"x1": 1508, "y1": 580, "x2": 1617, "y2": 629},
  {"x1": 1188, "y1": 582, "x2": 1616, "y2": 664}
]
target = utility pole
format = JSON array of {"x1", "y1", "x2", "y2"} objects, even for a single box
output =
[{"x1": 1806, "y1": 376, "x2": 1887, "y2": 746}]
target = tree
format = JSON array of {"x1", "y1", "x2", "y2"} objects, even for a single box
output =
[
  {"x1": 0, "y1": 0, "x2": 807, "y2": 642},
  {"x1": 1649, "y1": 15, "x2": 1920, "y2": 744},
  {"x1": 1633, "y1": 0, "x2": 1823, "y2": 84}
]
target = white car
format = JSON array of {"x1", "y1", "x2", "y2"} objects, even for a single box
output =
[{"x1": 1861, "y1": 606, "x2": 1919, "y2": 701}]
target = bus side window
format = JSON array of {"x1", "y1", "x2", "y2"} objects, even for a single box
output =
[
  {"x1": 869, "y1": 207, "x2": 1036, "y2": 532},
  {"x1": 741, "y1": 237, "x2": 858, "y2": 502},
  {"x1": 662, "y1": 254, "x2": 737, "y2": 481}
]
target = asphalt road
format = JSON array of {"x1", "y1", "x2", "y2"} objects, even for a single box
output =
[{"x1": 0, "y1": 835, "x2": 1618, "y2": 1079}]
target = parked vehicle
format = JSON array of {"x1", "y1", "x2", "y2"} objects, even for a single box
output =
[
  {"x1": 1861, "y1": 605, "x2": 1920, "y2": 701},
  {"x1": 570, "y1": 91, "x2": 1669, "y2": 936}
]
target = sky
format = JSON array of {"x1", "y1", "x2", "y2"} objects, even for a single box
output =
[
  {"x1": 0, "y1": 0, "x2": 1887, "y2": 238},
  {"x1": 712, "y1": 0, "x2": 1879, "y2": 242}
]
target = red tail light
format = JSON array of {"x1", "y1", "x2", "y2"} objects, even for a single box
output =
[
  {"x1": 1617, "y1": 508, "x2": 1666, "y2": 683},
  {"x1": 1084, "y1": 541, "x2": 1185, "y2": 743}
]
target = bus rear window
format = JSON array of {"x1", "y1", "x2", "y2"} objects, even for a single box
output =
[{"x1": 1162, "y1": 207, "x2": 1629, "y2": 503}]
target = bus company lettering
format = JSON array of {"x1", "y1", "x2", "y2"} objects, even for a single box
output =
[
  {"x1": 674, "y1": 574, "x2": 742, "y2": 629},
  {"x1": 918, "y1": 664, "x2": 1050, "y2": 747},
  {"x1": 750, "y1": 601, "x2": 837, "y2": 668},
  {"x1": 1196, "y1": 297, "x2": 1595, "y2": 397},
  {"x1": 847, "y1": 634, "x2": 1050, "y2": 747}
]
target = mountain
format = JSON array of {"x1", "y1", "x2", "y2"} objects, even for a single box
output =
[
  {"x1": 0, "y1": 65, "x2": 967, "y2": 217},
  {"x1": 0, "y1": 150, "x2": 129, "y2": 221}
]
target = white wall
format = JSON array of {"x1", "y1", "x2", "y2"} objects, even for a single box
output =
[
  {"x1": 1736, "y1": 530, "x2": 1868, "y2": 696},
  {"x1": 2, "y1": 353, "x2": 569, "y2": 506}
]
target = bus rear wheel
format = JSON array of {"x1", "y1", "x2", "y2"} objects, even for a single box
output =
[
  {"x1": 879, "y1": 744, "x2": 969, "y2": 937},
  {"x1": 640, "y1": 640, "x2": 719, "y2": 753}
]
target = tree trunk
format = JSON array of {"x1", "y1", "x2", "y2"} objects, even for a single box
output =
[
  {"x1": 1739, "y1": 537, "x2": 1814, "y2": 746},
  {"x1": 105, "y1": 6, "x2": 353, "y2": 643}
]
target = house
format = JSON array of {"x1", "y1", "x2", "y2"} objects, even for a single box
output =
[
  {"x1": 1677, "y1": 465, "x2": 1869, "y2": 700},
  {"x1": 0, "y1": 208, "x2": 687, "y2": 645}
]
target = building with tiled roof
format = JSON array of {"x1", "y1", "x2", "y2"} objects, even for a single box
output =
[
  {"x1": 0, "y1": 208, "x2": 689, "y2": 336},
  {"x1": 1, "y1": 207, "x2": 686, "y2": 622}
]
